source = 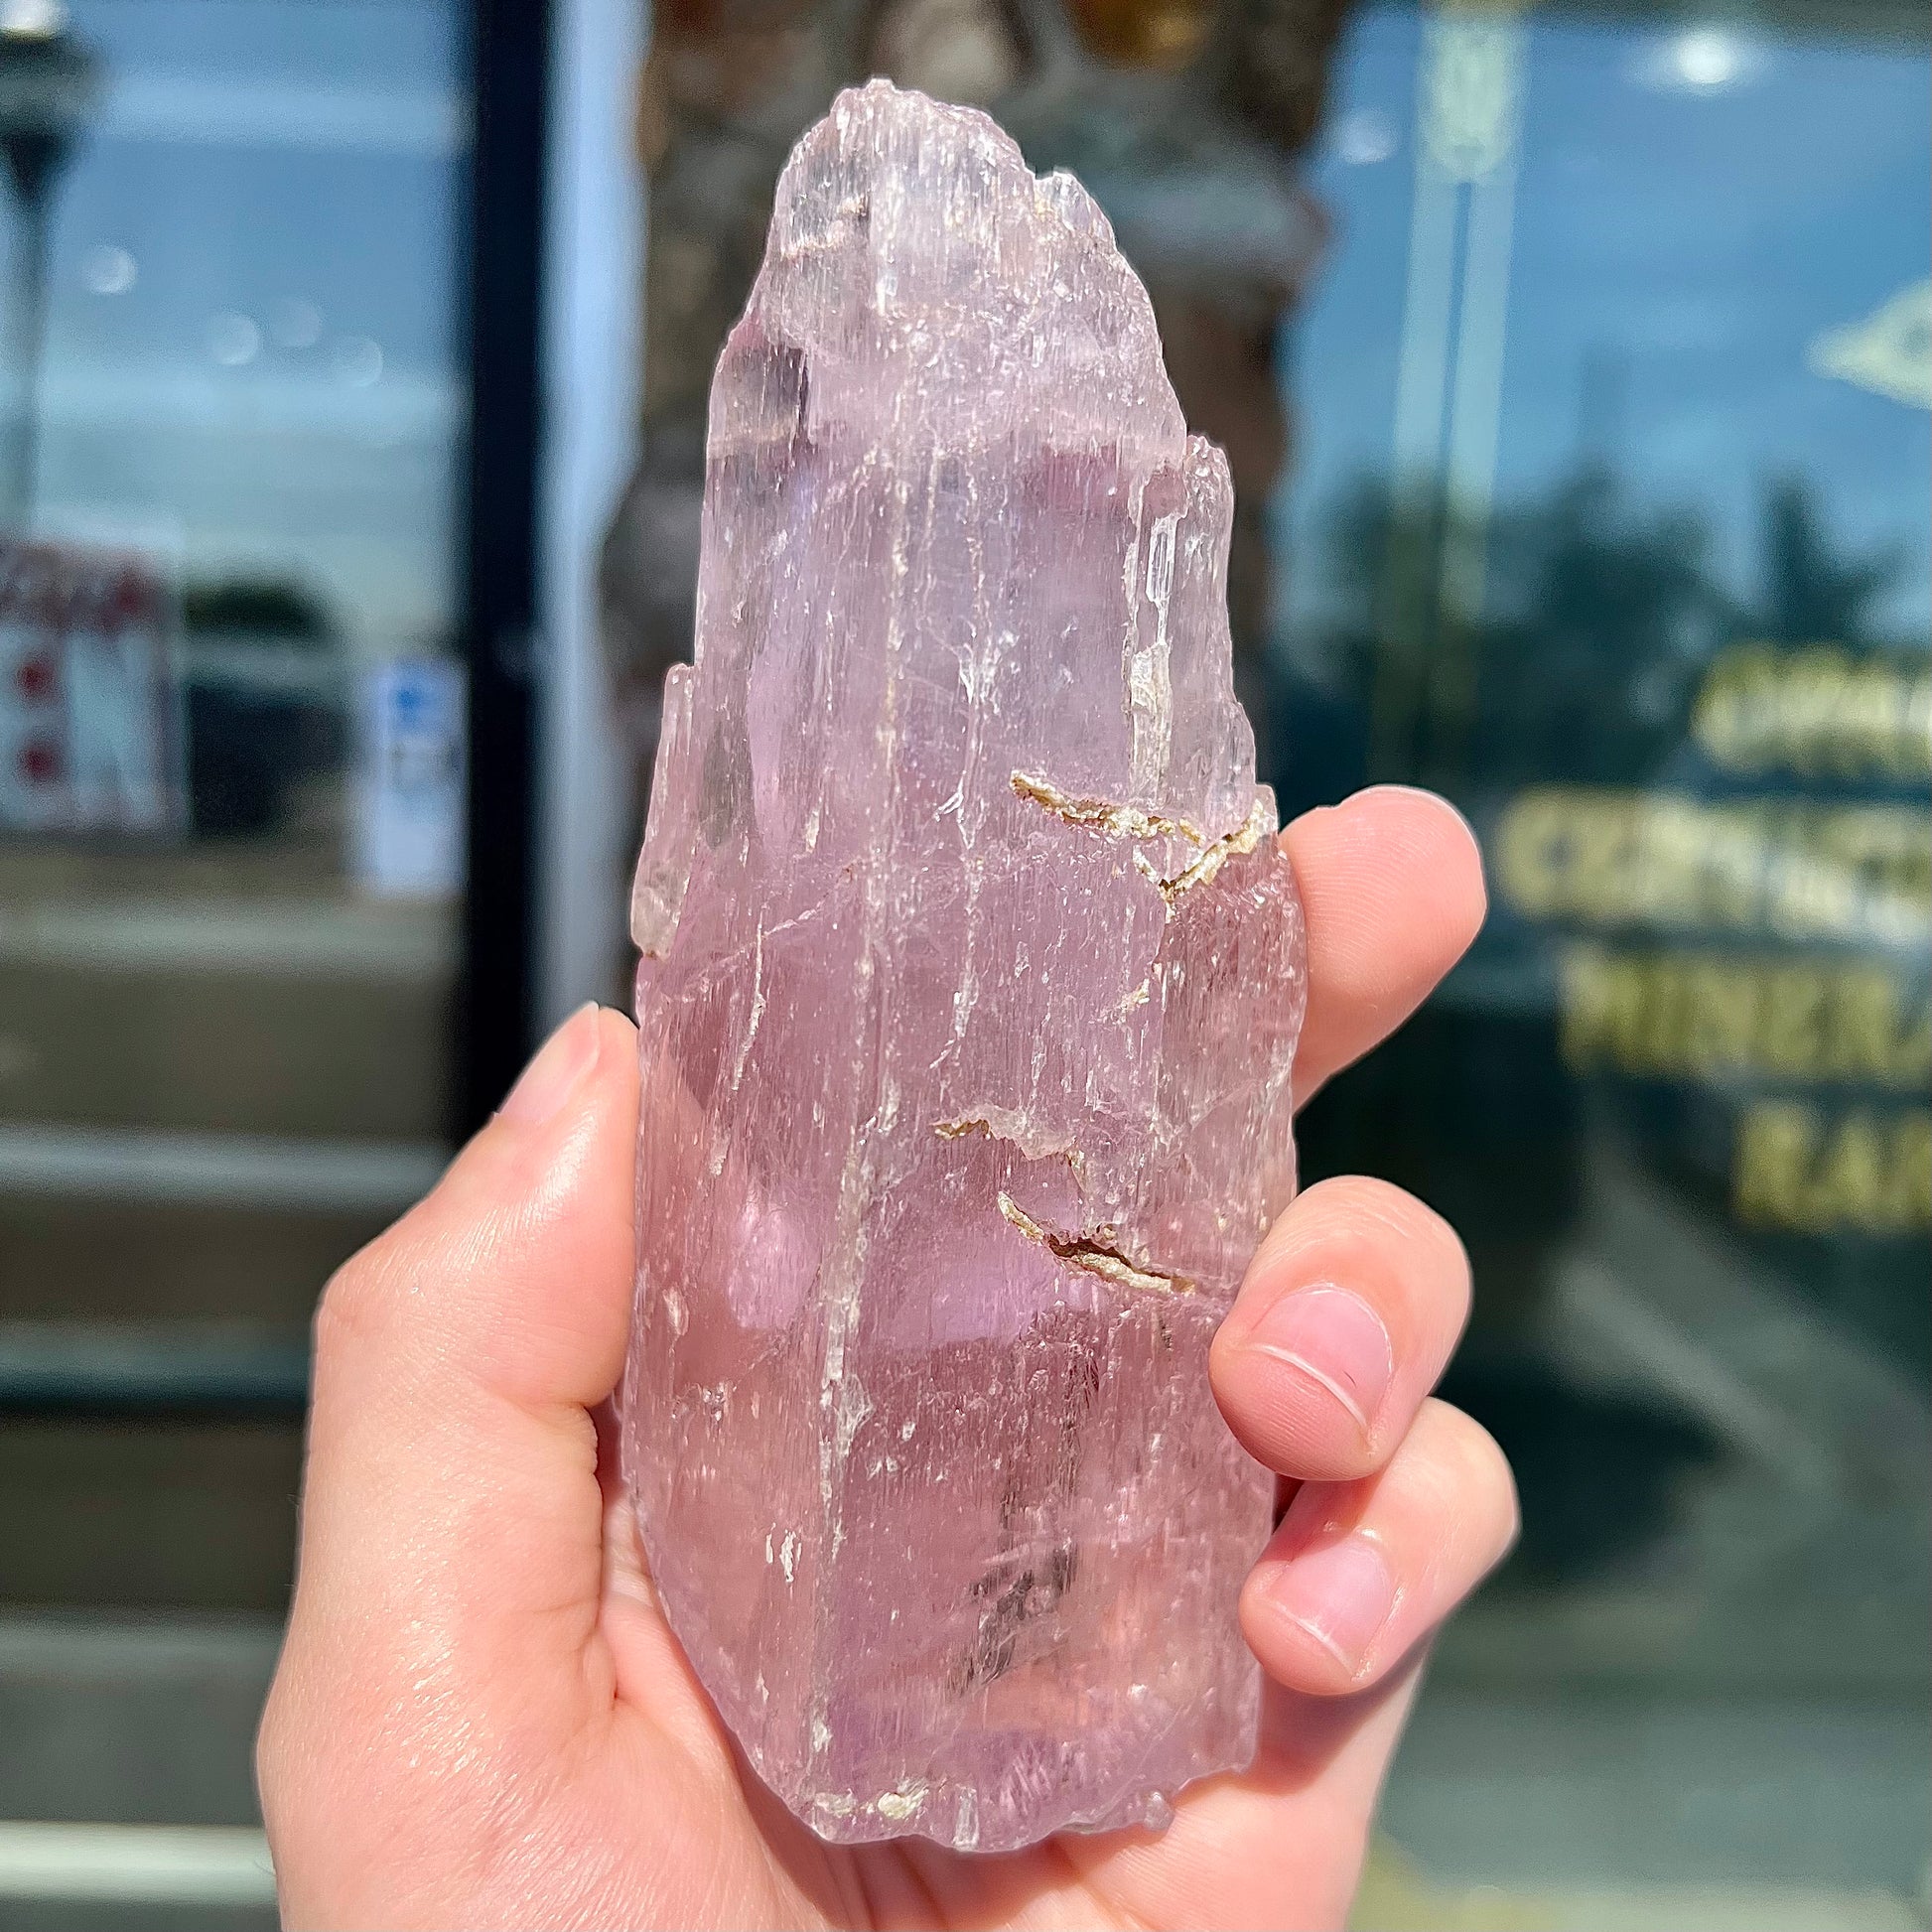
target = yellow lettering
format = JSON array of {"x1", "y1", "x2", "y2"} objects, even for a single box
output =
[
  {"x1": 1556, "y1": 803, "x2": 1616, "y2": 927},
  {"x1": 1734, "y1": 1103, "x2": 1932, "y2": 1232},
  {"x1": 1693, "y1": 644, "x2": 1780, "y2": 772},
  {"x1": 1897, "y1": 1004, "x2": 1932, "y2": 1089},
  {"x1": 1693, "y1": 642, "x2": 1932, "y2": 780},
  {"x1": 1681, "y1": 957, "x2": 1759, "y2": 1076},
  {"x1": 1811, "y1": 1114, "x2": 1889, "y2": 1230},
  {"x1": 1557, "y1": 946, "x2": 1928, "y2": 1088},
  {"x1": 1825, "y1": 970, "x2": 1906, "y2": 1083},
  {"x1": 1758, "y1": 968, "x2": 1827, "y2": 1078},
  {"x1": 1884, "y1": 1114, "x2": 1932, "y2": 1229},
  {"x1": 1494, "y1": 789, "x2": 1577, "y2": 920},
  {"x1": 1559, "y1": 945, "x2": 1639, "y2": 1071},
  {"x1": 1734, "y1": 1103, "x2": 1818, "y2": 1228},
  {"x1": 1493, "y1": 787, "x2": 1930, "y2": 946},
  {"x1": 1696, "y1": 804, "x2": 1770, "y2": 930}
]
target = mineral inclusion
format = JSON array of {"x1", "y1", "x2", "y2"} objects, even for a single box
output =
[{"x1": 623, "y1": 80, "x2": 1308, "y2": 1853}]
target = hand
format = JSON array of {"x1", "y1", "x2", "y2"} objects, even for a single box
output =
[{"x1": 259, "y1": 784, "x2": 1515, "y2": 1931}]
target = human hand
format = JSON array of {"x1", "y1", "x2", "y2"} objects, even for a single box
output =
[{"x1": 259, "y1": 784, "x2": 1515, "y2": 1931}]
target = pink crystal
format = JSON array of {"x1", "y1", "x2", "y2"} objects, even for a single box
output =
[{"x1": 622, "y1": 80, "x2": 1308, "y2": 1853}]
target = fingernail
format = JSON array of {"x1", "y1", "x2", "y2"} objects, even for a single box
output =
[
  {"x1": 499, "y1": 1004, "x2": 603, "y2": 1128},
  {"x1": 1241, "y1": 1285, "x2": 1393, "y2": 1434},
  {"x1": 1266, "y1": 1535, "x2": 1396, "y2": 1673}
]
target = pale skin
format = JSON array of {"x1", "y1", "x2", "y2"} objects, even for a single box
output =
[{"x1": 259, "y1": 783, "x2": 1517, "y2": 1931}]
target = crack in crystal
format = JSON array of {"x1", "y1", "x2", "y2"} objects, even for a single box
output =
[
  {"x1": 936, "y1": 1113, "x2": 1089, "y2": 1183},
  {"x1": 996, "y1": 1192, "x2": 1191, "y2": 1295},
  {"x1": 1134, "y1": 797, "x2": 1272, "y2": 911},
  {"x1": 1009, "y1": 770, "x2": 1205, "y2": 846}
]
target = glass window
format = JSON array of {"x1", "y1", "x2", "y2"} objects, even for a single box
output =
[
  {"x1": 0, "y1": 0, "x2": 467, "y2": 1608},
  {"x1": 1280, "y1": 6, "x2": 1931, "y2": 1915}
]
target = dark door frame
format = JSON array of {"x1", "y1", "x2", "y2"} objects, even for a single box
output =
[{"x1": 458, "y1": 0, "x2": 551, "y2": 1137}]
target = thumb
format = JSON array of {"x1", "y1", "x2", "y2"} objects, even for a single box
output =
[{"x1": 277, "y1": 1003, "x2": 639, "y2": 1725}]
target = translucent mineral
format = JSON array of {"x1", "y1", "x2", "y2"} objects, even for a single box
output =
[{"x1": 622, "y1": 80, "x2": 1308, "y2": 1853}]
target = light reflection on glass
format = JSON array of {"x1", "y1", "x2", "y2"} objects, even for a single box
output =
[
  {"x1": 79, "y1": 241, "x2": 135, "y2": 294},
  {"x1": 204, "y1": 310, "x2": 260, "y2": 366}
]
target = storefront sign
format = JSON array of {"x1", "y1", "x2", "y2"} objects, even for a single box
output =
[
  {"x1": 0, "y1": 538, "x2": 183, "y2": 836},
  {"x1": 349, "y1": 658, "x2": 467, "y2": 898}
]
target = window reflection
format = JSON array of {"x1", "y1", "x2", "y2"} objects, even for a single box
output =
[
  {"x1": 1275, "y1": 5, "x2": 1929, "y2": 1905},
  {"x1": 0, "y1": 0, "x2": 469, "y2": 1617}
]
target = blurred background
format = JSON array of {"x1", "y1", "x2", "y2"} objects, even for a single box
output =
[{"x1": 0, "y1": 0, "x2": 1923, "y2": 1925}]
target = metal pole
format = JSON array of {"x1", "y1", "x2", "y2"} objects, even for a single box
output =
[
  {"x1": 6, "y1": 178, "x2": 48, "y2": 523},
  {"x1": 0, "y1": 8, "x2": 103, "y2": 526}
]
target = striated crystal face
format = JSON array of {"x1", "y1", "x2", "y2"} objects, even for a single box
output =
[{"x1": 622, "y1": 79, "x2": 1308, "y2": 1853}]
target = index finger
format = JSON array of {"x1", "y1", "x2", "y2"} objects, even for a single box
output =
[{"x1": 1283, "y1": 785, "x2": 1486, "y2": 1106}]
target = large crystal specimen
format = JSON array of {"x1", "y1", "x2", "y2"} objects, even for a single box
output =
[{"x1": 622, "y1": 80, "x2": 1307, "y2": 1853}]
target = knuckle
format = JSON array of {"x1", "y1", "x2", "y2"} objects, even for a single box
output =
[
  {"x1": 255, "y1": 1655, "x2": 328, "y2": 1829},
  {"x1": 313, "y1": 1237, "x2": 405, "y2": 1364},
  {"x1": 312, "y1": 1262, "x2": 367, "y2": 1362},
  {"x1": 253, "y1": 1681, "x2": 291, "y2": 1800}
]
